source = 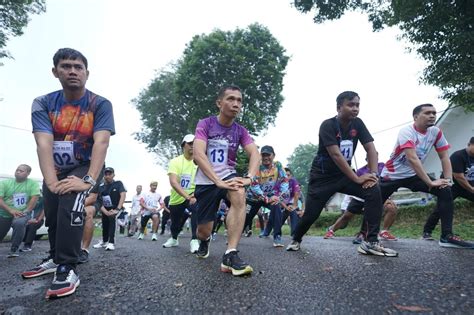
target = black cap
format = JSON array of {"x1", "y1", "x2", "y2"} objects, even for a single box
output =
[
  {"x1": 104, "y1": 167, "x2": 114, "y2": 173},
  {"x1": 260, "y1": 145, "x2": 275, "y2": 155}
]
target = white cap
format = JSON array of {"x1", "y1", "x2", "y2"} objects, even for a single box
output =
[{"x1": 181, "y1": 134, "x2": 195, "y2": 145}]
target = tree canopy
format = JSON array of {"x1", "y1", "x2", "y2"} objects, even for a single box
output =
[
  {"x1": 287, "y1": 143, "x2": 318, "y2": 192},
  {"x1": 133, "y1": 23, "x2": 289, "y2": 163},
  {"x1": 293, "y1": 0, "x2": 474, "y2": 111},
  {"x1": 0, "y1": 0, "x2": 46, "y2": 60}
]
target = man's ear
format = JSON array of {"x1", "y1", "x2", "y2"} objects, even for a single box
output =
[{"x1": 52, "y1": 67, "x2": 59, "y2": 78}]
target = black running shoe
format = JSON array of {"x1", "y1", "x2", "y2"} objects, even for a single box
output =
[
  {"x1": 78, "y1": 249, "x2": 89, "y2": 264},
  {"x1": 45, "y1": 265, "x2": 80, "y2": 299},
  {"x1": 422, "y1": 232, "x2": 434, "y2": 241},
  {"x1": 196, "y1": 238, "x2": 210, "y2": 258},
  {"x1": 221, "y1": 251, "x2": 253, "y2": 276},
  {"x1": 439, "y1": 234, "x2": 474, "y2": 249}
]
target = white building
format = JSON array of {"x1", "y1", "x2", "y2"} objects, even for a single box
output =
[{"x1": 424, "y1": 105, "x2": 474, "y2": 178}]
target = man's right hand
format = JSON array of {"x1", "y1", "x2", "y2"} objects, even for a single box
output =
[
  {"x1": 10, "y1": 210, "x2": 25, "y2": 218},
  {"x1": 429, "y1": 178, "x2": 451, "y2": 189},
  {"x1": 47, "y1": 181, "x2": 61, "y2": 194}
]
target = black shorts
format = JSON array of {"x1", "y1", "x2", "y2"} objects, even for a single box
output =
[
  {"x1": 194, "y1": 174, "x2": 236, "y2": 224},
  {"x1": 346, "y1": 198, "x2": 364, "y2": 214}
]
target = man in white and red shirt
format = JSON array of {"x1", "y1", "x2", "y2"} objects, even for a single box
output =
[
  {"x1": 137, "y1": 181, "x2": 164, "y2": 241},
  {"x1": 379, "y1": 103, "x2": 473, "y2": 248}
]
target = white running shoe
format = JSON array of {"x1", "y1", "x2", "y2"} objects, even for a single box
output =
[
  {"x1": 105, "y1": 243, "x2": 115, "y2": 251},
  {"x1": 92, "y1": 241, "x2": 107, "y2": 249},
  {"x1": 162, "y1": 238, "x2": 179, "y2": 248},
  {"x1": 189, "y1": 239, "x2": 199, "y2": 253},
  {"x1": 137, "y1": 233, "x2": 144, "y2": 240},
  {"x1": 151, "y1": 233, "x2": 158, "y2": 241}
]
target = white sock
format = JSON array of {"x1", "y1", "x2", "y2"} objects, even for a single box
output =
[{"x1": 225, "y1": 248, "x2": 237, "y2": 254}]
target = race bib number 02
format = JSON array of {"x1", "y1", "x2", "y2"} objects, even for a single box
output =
[
  {"x1": 207, "y1": 139, "x2": 229, "y2": 166},
  {"x1": 53, "y1": 141, "x2": 79, "y2": 168}
]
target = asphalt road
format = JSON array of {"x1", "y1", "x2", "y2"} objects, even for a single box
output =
[{"x1": 1, "y1": 232, "x2": 473, "y2": 314}]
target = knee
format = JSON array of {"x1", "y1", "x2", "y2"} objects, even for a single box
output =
[{"x1": 383, "y1": 203, "x2": 397, "y2": 215}]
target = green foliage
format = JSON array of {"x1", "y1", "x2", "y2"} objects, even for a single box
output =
[
  {"x1": 0, "y1": 0, "x2": 46, "y2": 59},
  {"x1": 287, "y1": 143, "x2": 318, "y2": 192},
  {"x1": 292, "y1": 0, "x2": 474, "y2": 111},
  {"x1": 133, "y1": 23, "x2": 289, "y2": 163}
]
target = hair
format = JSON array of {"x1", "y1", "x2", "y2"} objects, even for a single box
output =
[
  {"x1": 216, "y1": 84, "x2": 241, "y2": 101},
  {"x1": 284, "y1": 167, "x2": 292, "y2": 174},
  {"x1": 412, "y1": 103, "x2": 434, "y2": 117},
  {"x1": 469, "y1": 137, "x2": 474, "y2": 145},
  {"x1": 150, "y1": 181, "x2": 158, "y2": 186},
  {"x1": 18, "y1": 164, "x2": 32, "y2": 174},
  {"x1": 53, "y1": 48, "x2": 88, "y2": 69},
  {"x1": 336, "y1": 91, "x2": 359, "y2": 109}
]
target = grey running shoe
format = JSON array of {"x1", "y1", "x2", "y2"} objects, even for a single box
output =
[
  {"x1": 439, "y1": 234, "x2": 474, "y2": 249},
  {"x1": 273, "y1": 236, "x2": 284, "y2": 248},
  {"x1": 352, "y1": 233, "x2": 364, "y2": 245},
  {"x1": 45, "y1": 265, "x2": 80, "y2": 299},
  {"x1": 22, "y1": 257, "x2": 57, "y2": 279},
  {"x1": 221, "y1": 251, "x2": 253, "y2": 276},
  {"x1": 78, "y1": 249, "x2": 89, "y2": 264},
  {"x1": 357, "y1": 241, "x2": 398, "y2": 257},
  {"x1": 286, "y1": 240, "x2": 300, "y2": 251}
]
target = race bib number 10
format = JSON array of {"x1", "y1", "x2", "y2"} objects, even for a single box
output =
[
  {"x1": 13, "y1": 193, "x2": 27, "y2": 209},
  {"x1": 53, "y1": 141, "x2": 79, "y2": 168},
  {"x1": 207, "y1": 139, "x2": 229, "y2": 166}
]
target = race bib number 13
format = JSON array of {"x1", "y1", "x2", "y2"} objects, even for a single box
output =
[{"x1": 207, "y1": 139, "x2": 229, "y2": 166}]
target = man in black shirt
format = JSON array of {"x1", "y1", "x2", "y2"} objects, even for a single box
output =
[
  {"x1": 286, "y1": 91, "x2": 397, "y2": 257},
  {"x1": 423, "y1": 137, "x2": 474, "y2": 238},
  {"x1": 92, "y1": 167, "x2": 126, "y2": 251}
]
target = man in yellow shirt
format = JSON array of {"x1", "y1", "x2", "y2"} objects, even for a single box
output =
[{"x1": 163, "y1": 134, "x2": 199, "y2": 253}]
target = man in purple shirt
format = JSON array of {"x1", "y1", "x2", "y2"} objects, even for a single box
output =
[{"x1": 193, "y1": 85, "x2": 260, "y2": 276}]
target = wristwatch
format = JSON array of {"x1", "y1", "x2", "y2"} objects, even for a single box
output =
[{"x1": 82, "y1": 175, "x2": 96, "y2": 186}]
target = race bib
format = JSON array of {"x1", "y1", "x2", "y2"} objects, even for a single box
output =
[
  {"x1": 207, "y1": 139, "x2": 228, "y2": 166},
  {"x1": 180, "y1": 174, "x2": 192, "y2": 189},
  {"x1": 466, "y1": 165, "x2": 474, "y2": 181},
  {"x1": 12, "y1": 193, "x2": 27, "y2": 209},
  {"x1": 102, "y1": 195, "x2": 112, "y2": 207},
  {"x1": 53, "y1": 141, "x2": 79, "y2": 169},
  {"x1": 339, "y1": 140, "x2": 354, "y2": 161},
  {"x1": 261, "y1": 182, "x2": 274, "y2": 194}
]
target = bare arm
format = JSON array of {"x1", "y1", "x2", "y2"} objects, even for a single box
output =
[
  {"x1": 25, "y1": 195, "x2": 39, "y2": 213},
  {"x1": 193, "y1": 139, "x2": 226, "y2": 186},
  {"x1": 453, "y1": 173, "x2": 474, "y2": 193},
  {"x1": 169, "y1": 173, "x2": 194, "y2": 201},
  {"x1": 405, "y1": 148, "x2": 450, "y2": 189},
  {"x1": 326, "y1": 145, "x2": 376, "y2": 185},
  {"x1": 117, "y1": 191, "x2": 126, "y2": 210},
  {"x1": 363, "y1": 142, "x2": 379, "y2": 174},
  {"x1": 243, "y1": 143, "x2": 260, "y2": 178},
  {"x1": 34, "y1": 132, "x2": 60, "y2": 193},
  {"x1": 438, "y1": 150, "x2": 452, "y2": 181}
]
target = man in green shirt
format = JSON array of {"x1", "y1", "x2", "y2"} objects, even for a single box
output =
[
  {"x1": 0, "y1": 164, "x2": 40, "y2": 257},
  {"x1": 163, "y1": 134, "x2": 199, "y2": 253}
]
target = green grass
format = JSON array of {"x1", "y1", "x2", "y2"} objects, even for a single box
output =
[{"x1": 271, "y1": 199, "x2": 474, "y2": 240}]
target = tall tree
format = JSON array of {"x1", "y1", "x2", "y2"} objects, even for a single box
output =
[
  {"x1": 0, "y1": 0, "x2": 46, "y2": 60},
  {"x1": 292, "y1": 0, "x2": 474, "y2": 111},
  {"x1": 287, "y1": 143, "x2": 318, "y2": 192},
  {"x1": 133, "y1": 23, "x2": 289, "y2": 163}
]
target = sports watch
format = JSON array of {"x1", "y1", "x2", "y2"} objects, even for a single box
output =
[{"x1": 82, "y1": 175, "x2": 96, "y2": 186}]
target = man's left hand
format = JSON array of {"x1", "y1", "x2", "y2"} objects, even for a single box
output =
[{"x1": 57, "y1": 175, "x2": 92, "y2": 194}]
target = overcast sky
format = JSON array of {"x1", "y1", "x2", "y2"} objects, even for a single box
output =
[{"x1": 0, "y1": 0, "x2": 448, "y2": 197}]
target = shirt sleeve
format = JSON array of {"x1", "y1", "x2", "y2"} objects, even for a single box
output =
[
  {"x1": 450, "y1": 151, "x2": 465, "y2": 174},
  {"x1": 434, "y1": 128, "x2": 450, "y2": 152},
  {"x1": 167, "y1": 157, "x2": 179, "y2": 175},
  {"x1": 239, "y1": 126, "x2": 254, "y2": 148},
  {"x1": 356, "y1": 118, "x2": 374, "y2": 145},
  {"x1": 319, "y1": 119, "x2": 338, "y2": 148},
  {"x1": 398, "y1": 127, "x2": 416, "y2": 150},
  {"x1": 194, "y1": 119, "x2": 209, "y2": 142},
  {"x1": 94, "y1": 99, "x2": 115, "y2": 135},
  {"x1": 31, "y1": 96, "x2": 53, "y2": 134}
]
